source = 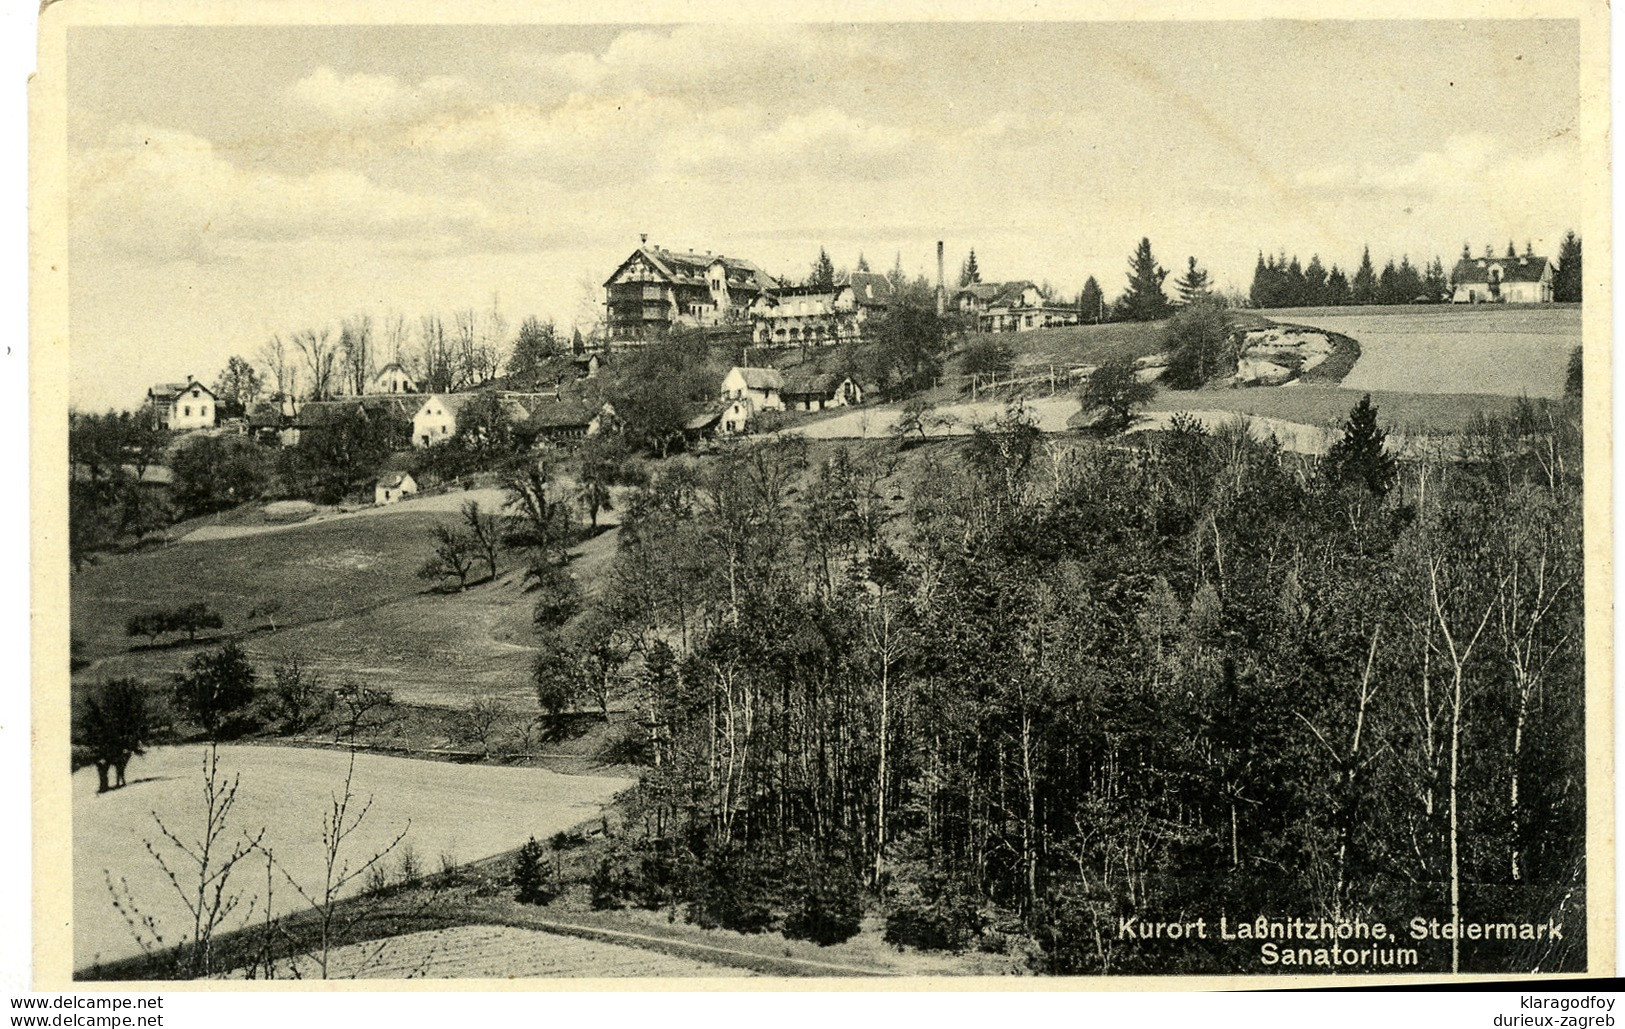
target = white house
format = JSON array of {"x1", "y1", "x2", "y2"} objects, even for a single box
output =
[
  {"x1": 1450, "y1": 252, "x2": 1554, "y2": 304},
  {"x1": 720, "y1": 366, "x2": 785, "y2": 411},
  {"x1": 146, "y1": 378, "x2": 217, "y2": 431},
  {"x1": 375, "y1": 471, "x2": 418, "y2": 505},
  {"x1": 956, "y1": 281, "x2": 1078, "y2": 332},
  {"x1": 411, "y1": 394, "x2": 468, "y2": 447},
  {"x1": 366, "y1": 362, "x2": 419, "y2": 395}
]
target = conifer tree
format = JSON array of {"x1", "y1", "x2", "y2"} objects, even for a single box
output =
[
  {"x1": 1554, "y1": 230, "x2": 1582, "y2": 303},
  {"x1": 1078, "y1": 277, "x2": 1105, "y2": 323},
  {"x1": 1121, "y1": 238, "x2": 1170, "y2": 321},
  {"x1": 959, "y1": 249, "x2": 981, "y2": 287},
  {"x1": 1352, "y1": 246, "x2": 1377, "y2": 304},
  {"x1": 1174, "y1": 256, "x2": 1211, "y2": 306},
  {"x1": 1324, "y1": 394, "x2": 1396, "y2": 498}
]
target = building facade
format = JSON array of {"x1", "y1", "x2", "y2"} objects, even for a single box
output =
[
  {"x1": 749, "y1": 273, "x2": 894, "y2": 346},
  {"x1": 604, "y1": 244, "x2": 779, "y2": 342},
  {"x1": 1450, "y1": 253, "x2": 1555, "y2": 304},
  {"x1": 146, "y1": 378, "x2": 217, "y2": 431},
  {"x1": 955, "y1": 281, "x2": 1079, "y2": 332}
]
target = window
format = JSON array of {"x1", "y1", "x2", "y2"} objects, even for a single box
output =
[{"x1": 183, "y1": 405, "x2": 191, "y2": 417}]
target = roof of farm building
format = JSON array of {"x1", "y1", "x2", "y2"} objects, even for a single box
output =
[
  {"x1": 729, "y1": 366, "x2": 785, "y2": 391},
  {"x1": 1451, "y1": 256, "x2": 1551, "y2": 284}
]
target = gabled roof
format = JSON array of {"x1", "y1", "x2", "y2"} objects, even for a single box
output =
[
  {"x1": 781, "y1": 371, "x2": 850, "y2": 396},
  {"x1": 359, "y1": 396, "x2": 420, "y2": 422},
  {"x1": 377, "y1": 471, "x2": 415, "y2": 490},
  {"x1": 606, "y1": 246, "x2": 780, "y2": 293},
  {"x1": 525, "y1": 397, "x2": 598, "y2": 429},
  {"x1": 955, "y1": 282, "x2": 1003, "y2": 302},
  {"x1": 845, "y1": 272, "x2": 895, "y2": 305},
  {"x1": 291, "y1": 399, "x2": 368, "y2": 429},
  {"x1": 1451, "y1": 256, "x2": 1551, "y2": 285},
  {"x1": 149, "y1": 380, "x2": 216, "y2": 402},
  {"x1": 246, "y1": 401, "x2": 285, "y2": 428},
  {"x1": 727, "y1": 366, "x2": 784, "y2": 391}
]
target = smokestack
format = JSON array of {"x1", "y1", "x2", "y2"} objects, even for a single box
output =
[{"x1": 936, "y1": 241, "x2": 945, "y2": 316}]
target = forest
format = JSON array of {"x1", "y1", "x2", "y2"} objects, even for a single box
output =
[{"x1": 566, "y1": 396, "x2": 1585, "y2": 974}]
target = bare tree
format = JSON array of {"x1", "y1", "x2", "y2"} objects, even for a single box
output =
[
  {"x1": 292, "y1": 327, "x2": 338, "y2": 401},
  {"x1": 416, "y1": 315, "x2": 454, "y2": 393},
  {"x1": 452, "y1": 308, "x2": 481, "y2": 390},
  {"x1": 480, "y1": 294, "x2": 508, "y2": 384},
  {"x1": 382, "y1": 311, "x2": 410, "y2": 367},
  {"x1": 456, "y1": 694, "x2": 508, "y2": 757},
  {"x1": 462, "y1": 500, "x2": 503, "y2": 581},
  {"x1": 267, "y1": 750, "x2": 409, "y2": 979},
  {"x1": 258, "y1": 334, "x2": 298, "y2": 401},
  {"x1": 106, "y1": 744, "x2": 265, "y2": 978},
  {"x1": 340, "y1": 314, "x2": 375, "y2": 396}
]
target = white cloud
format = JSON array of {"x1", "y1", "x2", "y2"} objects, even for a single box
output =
[
  {"x1": 288, "y1": 67, "x2": 471, "y2": 124},
  {"x1": 521, "y1": 24, "x2": 899, "y2": 97},
  {"x1": 71, "y1": 125, "x2": 496, "y2": 262}
]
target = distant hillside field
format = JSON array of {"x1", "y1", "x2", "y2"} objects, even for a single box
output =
[
  {"x1": 70, "y1": 503, "x2": 603, "y2": 707},
  {"x1": 1263, "y1": 305, "x2": 1579, "y2": 398}
]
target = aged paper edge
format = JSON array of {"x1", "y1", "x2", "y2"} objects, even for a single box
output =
[{"x1": 28, "y1": 0, "x2": 1616, "y2": 991}]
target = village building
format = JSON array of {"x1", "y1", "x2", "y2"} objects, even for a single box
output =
[
  {"x1": 604, "y1": 241, "x2": 779, "y2": 342},
  {"x1": 366, "y1": 361, "x2": 419, "y2": 395},
  {"x1": 749, "y1": 273, "x2": 894, "y2": 346},
  {"x1": 955, "y1": 281, "x2": 1079, "y2": 332},
  {"x1": 520, "y1": 397, "x2": 617, "y2": 442},
  {"x1": 780, "y1": 371, "x2": 863, "y2": 412},
  {"x1": 287, "y1": 396, "x2": 416, "y2": 449},
  {"x1": 146, "y1": 377, "x2": 217, "y2": 431},
  {"x1": 374, "y1": 471, "x2": 418, "y2": 505},
  {"x1": 720, "y1": 366, "x2": 786, "y2": 410},
  {"x1": 1450, "y1": 251, "x2": 1555, "y2": 304}
]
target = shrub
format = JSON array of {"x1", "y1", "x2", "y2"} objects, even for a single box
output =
[
  {"x1": 782, "y1": 860, "x2": 865, "y2": 946},
  {"x1": 685, "y1": 846, "x2": 777, "y2": 934},
  {"x1": 513, "y1": 836, "x2": 550, "y2": 905},
  {"x1": 883, "y1": 871, "x2": 985, "y2": 952}
]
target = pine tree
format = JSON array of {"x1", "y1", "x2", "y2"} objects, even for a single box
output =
[
  {"x1": 1352, "y1": 246, "x2": 1377, "y2": 304},
  {"x1": 1078, "y1": 277, "x2": 1105, "y2": 323},
  {"x1": 1122, "y1": 238, "x2": 1170, "y2": 321},
  {"x1": 856, "y1": 253, "x2": 871, "y2": 273},
  {"x1": 514, "y1": 836, "x2": 549, "y2": 904},
  {"x1": 1303, "y1": 255, "x2": 1328, "y2": 307},
  {"x1": 1325, "y1": 266, "x2": 1350, "y2": 306},
  {"x1": 809, "y1": 248, "x2": 836, "y2": 290},
  {"x1": 1174, "y1": 256, "x2": 1211, "y2": 306},
  {"x1": 1324, "y1": 394, "x2": 1397, "y2": 498},
  {"x1": 1554, "y1": 230, "x2": 1582, "y2": 303},
  {"x1": 959, "y1": 249, "x2": 981, "y2": 287}
]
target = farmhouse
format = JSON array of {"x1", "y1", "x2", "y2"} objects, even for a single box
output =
[
  {"x1": 750, "y1": 273, "x2": 894, "y2": 346},
  {"x1": 955, "y1": 281, "x2": 1079, "y2": 332},
  {"x1": 604, "y1": 241, "x2": 779, "y2": 342},
  {"x1": 146, "y1": 377, "x2": 217, "y2": 431},
  {"x1": 375, "y1": 471, "x2": 418, "y2": 505},
  {"x1": 366, "y1": 361, "x2": 419, "y2": 395},
  {"x1": 1451, "y1": 251, "x2": 1554, "y2": 304},
  {"x1": 780, "y1": 371, "x2": 863, "y2": 412},
  {"x1": 522, "y1": 397, "x2": 617, "y2": 442},
  {"x1": 721, "y1": 366, "x2": 785, "y2": 410}
]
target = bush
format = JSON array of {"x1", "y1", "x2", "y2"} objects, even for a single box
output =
[
  {"x1": 685, "y1": 846, "x2": 777, "y2": 934},
  {"x1": 513, "y1": 836, "x2": 551, "y2": 905},
  {"x1": 171, "y1": 641, "x2": 258, "y2": 738},
  {"x1": 883, "y1": 871, "x2": 985, "y2": 952},
  {"x1": 782, "y1": 861, "x2": 865, "y2": 946}
]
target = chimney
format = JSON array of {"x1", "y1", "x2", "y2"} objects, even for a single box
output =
[
  {"x1": 640, "y1": 233, "x2": 648, "y2": 245},
  {"x1": 936, "y1": 241, "x2": 945, "y2": 316}
]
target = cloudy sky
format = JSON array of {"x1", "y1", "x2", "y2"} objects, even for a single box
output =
[{"x1": 67, "y1": 19, "x2": 1580, "y2": 411}]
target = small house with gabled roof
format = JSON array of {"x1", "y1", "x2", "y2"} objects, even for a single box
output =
[
  {"x1": 375, "y1": 471, "x2": 418, "y2": 505},
  {"x1": 146, "y1": 377, "x2": 217, "y2": 431},
  {"x1": 1450, "y1": 251, "x2": 1554, "y2": 304}
]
